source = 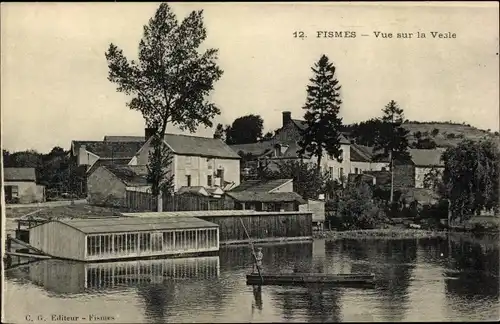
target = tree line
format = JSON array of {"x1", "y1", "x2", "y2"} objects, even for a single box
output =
[{"x1": 2, "y1": 147, "x2": 85, "y2": 197}]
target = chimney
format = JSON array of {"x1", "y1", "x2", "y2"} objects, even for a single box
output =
[
  {"x1": 145, "y1": 127, "x2": 157, "y2": 141},
  {"x1": 282, "y1": 111, "x2": 292, "y2": 127}
]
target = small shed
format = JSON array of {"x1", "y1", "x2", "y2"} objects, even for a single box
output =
[
  {"x1": 4, "y1": 168, "x2": 45, "y2": 204},
  {"x1": 225, "y1": 191, "x2": 306, "y2": 212},
  {"x1": 29, "y1": 216, "x2": 219, "y2": 262}
]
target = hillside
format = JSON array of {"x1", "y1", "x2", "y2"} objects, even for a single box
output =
[
  {"x1": 344, "y1": 120, "x2": 499, "y2": 149},
  {"x1": 402, "y1": 121, "x2": 499, "y2": 148}
]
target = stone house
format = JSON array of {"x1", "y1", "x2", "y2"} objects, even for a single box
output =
[
  {"x1": 349, "y1": 143, "x2": 390, "y2": 174},
  {"x1": 231, "y1": 111, "x2": 352, "y2": 182},
  {"x1": 3, "y1": 168, "x2": 45, "y2": 204},
  {"x1": 132, "y1": 131, "x2": 241, "y2": 192},
  {"x1": 70, "y1": 139, "x2": 145, "y2": 195},
  {"x1": 409, "y1": 148, "x2": 446, "y2": 188},
  {"x1": 87, "y1": 165, "x2": 149, "y2": 207}
]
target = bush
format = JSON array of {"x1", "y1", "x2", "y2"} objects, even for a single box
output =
[
  {"x1": 446, "y1": 133, "x2": 456, "y2": 139},
  {"x1": 431, "y1": 128, "x2": 440, "y2": 136},
  {"x1": 337, "y1": 183, "x2": 385, "y2": 230}
]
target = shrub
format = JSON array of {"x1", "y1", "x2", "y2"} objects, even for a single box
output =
[
  {"x1": 337, "y1": 183, "x2": 385, "y2": 230},
  {"x1": 446, "y1": 133, "x2": 456, "y2": 139},
  {"x1": 431, "y1": 128, "x2": 440, "y2": 136}
]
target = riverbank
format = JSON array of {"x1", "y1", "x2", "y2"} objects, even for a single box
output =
[
  {"x1": 5, "y1": 203, "x2": 126, "y2": 219},
  {"x1": 313, "y1": 228, "x2": 448, "y2": 240}
]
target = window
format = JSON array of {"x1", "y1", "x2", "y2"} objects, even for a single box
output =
[
  {"x1": 186, "y1": 175, "x2": 191, "y2": 187},
  {"x1": 339, "y1": 167, "x2": 344, "y2": 179},
  {"x1": 11, "y1": 186, "x2": 19, "y2": 197},
  {"x1": 139, "y1": 233, "x2": 151, "y2": 251},
  {"x1": 207, "y1": 175, "x2": 213, "y2": 187},
  {"x1": 355, "y1": 167, "x2": 359, "y2": 174},
  {"x1": 329, "y1": 167, "x2": 334, "y2": 179},
  {"x1": 186, "y1": 156, "x2": 192, "y2": 166},
  {"x1": 207, "y1": 158, "x2": 213, "y2": 170},
  {"x1": 151, "y1": 232, "x2": 163, "y2": 252}
]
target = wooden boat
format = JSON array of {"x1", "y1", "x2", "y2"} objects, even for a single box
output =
[{"x1": 246, "y1": 272, "x2": 376, "y2": 286}]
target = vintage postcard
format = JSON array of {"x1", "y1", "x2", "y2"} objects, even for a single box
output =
[{"x1": 1, "y1": 2, "x2": 499, "y2": 323}]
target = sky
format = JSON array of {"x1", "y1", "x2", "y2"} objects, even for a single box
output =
[{"x1": 1, "y1": 2, "x2": 499, "y2": 153}]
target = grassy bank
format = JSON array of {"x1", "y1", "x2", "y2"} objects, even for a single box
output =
[{"x1": 314, "y1": 228, "x2": 448, "y2": 240}]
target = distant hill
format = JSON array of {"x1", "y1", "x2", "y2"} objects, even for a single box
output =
[
  {"x1": 343, "y1": 120, "x2": 500, "y2": 149},
  {"x1": 402, "y1": 121, "x2": 499, "y2": 148}
]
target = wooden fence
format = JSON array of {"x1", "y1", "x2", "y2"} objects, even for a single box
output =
[{"x1": 125, "y1": 190, "x2": 235, "y2": 212}]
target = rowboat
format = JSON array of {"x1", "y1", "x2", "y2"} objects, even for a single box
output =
[{"x1": 246, "y1": 272, "x2": 376, "y2": 286}]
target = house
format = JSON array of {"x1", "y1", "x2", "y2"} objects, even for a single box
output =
[
  {"x1": 132, "y1": 130, "x2": 241, "y2": 192},
  {"x1": 231, "y1": 111, "x2": 352, "y2": 182},
  {"x1": 350, "y1": 144, "x2": 390, "y2": 174},
  {"x1": 409, "y1": 148, "x2": 446, "y2": 188},
  {"x1": 4, "y1": 168, "x2": 45, "y2": 204},
  {"x1": 70, "y1": 139, "x2": 145, "y2": 195},
  {"x1": 226, "y1": 178, "x2": 305, "y2": 211},
  {"x1": 87, "y1": 165, "x2": 149, "y2": 207}
]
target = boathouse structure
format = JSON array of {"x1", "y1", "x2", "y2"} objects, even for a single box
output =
[
  {"x1": 28, "y1": 216, "x2": 219, "y2": 262},
  {"x1": 122, "y1": 210, "x2": 313, "y2": 245}
]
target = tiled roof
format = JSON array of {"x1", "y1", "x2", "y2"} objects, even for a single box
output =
[
  {"x1": 72, "y1": 141, "x2": 144, "y2": 159},
  {"x1": 409, "y1": 148, "x2": 446, "y2": 167},
  {"x1": 230, "y1": 142, "x2": 274, "y2": 157},
  {"x1": 122, "y1": 210, "x2": 312, "y2": 218},
  {"x1": 291, "y1": 119, "x2": 351, "y2": 145},
  {"x1": 4, "y1": 168, "x2": 36, "y2": 182},
  {"x1": 104, "y1": 165, "x2": 149, "y2": 186},
  {"x1": 163, "y1": 134, "x2": 240, "y2": 159},
  {"x1": 226, "y1": 191, "x2": 306, "y2": 204},
  {"x1": 104, "y1": 136, "x2": 145, "y2": 142},
  {"x1": 350, "y1": 145, "x2": 372, "y2": 162},
  {"x1": 53, "y1": 216, "x2": 218, "y2": 234},
  {"x1": 87, "y1": 158, "x2": 131, "y2": 175},
  {"x1": 230, "y1": 179, "x2": 292, "y2": 193}
]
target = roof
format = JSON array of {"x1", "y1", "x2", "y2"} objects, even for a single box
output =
[
  {"x1": 409, "y1": 148, "x2": 446, "y2": 167},
  {"x1": 351, "y1": 144, "x2": 391, "y2": 163},
  {"x1": 4, "y1": 168, "x2": 36, "y2": 182},
  {"x1": 230, "y1": 142, "x2": 274, "y2": 157},
  {"x1": 49, "y1": 216, "x2": 218, "y2": 234},
  {"x1": 401, "y1": 188, "x2": 440, "y2": 205},
  {"x1": 104, "y1": 165, "x2": 149, "y2": 186},
  {"x1": 291, "y1": 119, "x2": 351, "y2": 145},
  {"x1": 121, "y1": 210, "x2": 312, "y2": 218},
  {"x1": 350, "y1": 145, "x2": 372, "y2": 162},
  {"x1": 226, "y1": 191, "x2": 306, "y2": 204},
  {"x1": 104, "y1": 136, "x2": 145, "y2": 142},
  {"x1": 363, "y1": 170, "x2": 392, "y2": 186},
  {"x1": 230, "y1": 179, "x2": 292, "y2": 193},
  {"x1": 72, "y1": 141, "x2": 144, "y2": 159},
  {"x1": 177, "y1": 186, "x2": 210, "y2": 196},
  {"x1": 163, "y1": 133, "x2": 240, "y2": 159},
  {"x1": 86, "y1": 158, "x2": 131, "y2": 175}
]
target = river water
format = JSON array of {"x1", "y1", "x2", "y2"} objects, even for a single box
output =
[{"x1": 3, "y1": 236, "x2": 499, "y2": 323}]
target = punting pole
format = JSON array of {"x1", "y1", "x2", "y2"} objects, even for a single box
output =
[{"x1": 239, "y1": 217, "x2": 263, "y2": 284}]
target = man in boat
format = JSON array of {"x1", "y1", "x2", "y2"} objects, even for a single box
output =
[{"x1": 253, "y1": 247, "x2": 264, "y2": 273}]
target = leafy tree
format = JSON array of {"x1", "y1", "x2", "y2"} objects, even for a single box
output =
[
  {"x1": 105, "y1": 3, "x2": 223, "y2": 209},
  {"x1": 213, "y1": 123, "x2": 227, "y2": 141},
  {"x1": 441, "y1": 139, "x2": 499, "y2": 222},
  {"x1": 413, "y1": 137, "x2": 437, "y2": 149},
  {"x1": 274, "y1": 160, "x2": 328, "y2": 200},
  {"x1": 298, "y1": 54, "x2": 344, "y2": 175},
  {"x1": 260, "y1": 130, "x2": 275, "y2": 142},
  {"x1": 348, "y1": 119, "x2": 385, "y2": 146},
  {"x1": 225, "y1": 114, "x2": 264, "y2": 145},
  {"x1": 337, "y1": 182, "x2": 384, "y2": 230},
  {"x1": 373, "y1": 100, "x2": 411, "y2": 203}
]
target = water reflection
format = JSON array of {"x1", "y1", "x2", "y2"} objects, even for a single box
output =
[{"x1": 3, "y1": 237, "x2": 499, "y2": 322}]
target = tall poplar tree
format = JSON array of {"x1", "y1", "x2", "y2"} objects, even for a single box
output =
[{"x1": 373, "y1": 100, "x2": 411, "y2": 203}]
